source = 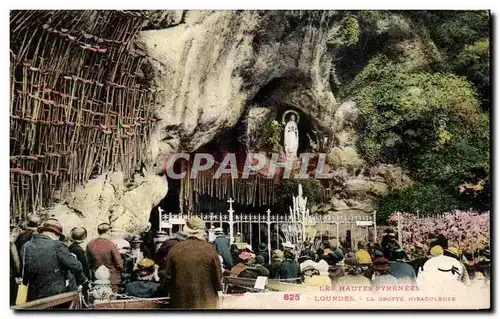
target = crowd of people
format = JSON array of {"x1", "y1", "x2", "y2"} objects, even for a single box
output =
[{"x1": 10, "y1": 213, "x2": 491, "y2": 309}]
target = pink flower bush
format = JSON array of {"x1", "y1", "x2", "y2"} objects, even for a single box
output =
[{"x1": 383, "y1": 210, "x2": 490, "y2": 254}]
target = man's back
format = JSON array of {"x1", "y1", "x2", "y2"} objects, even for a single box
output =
[
  {"x1": 214, "y1": 236, "x2": 233, "y2": 268},
  {"x1": 87, "y1": 237, "x2": 123, "y2": 285},
  {"x1": 156, "y1": 238, "x2": 180, "y2": 267},
  {"x1": 390, "y1": 261, "x2": 416, "y2": 283},
  {"x1": 279, "y1": 259, "x2": 300, "y2": 281},
  {"x1": 165, "y1": 238, "x2": 222, "y2": 309},
  {"x1": 69, "y1": 243, "x2": 90, "y2": 278},
  {"x1": 23, "y1": 235, "x2": 85, "y2": 301}
]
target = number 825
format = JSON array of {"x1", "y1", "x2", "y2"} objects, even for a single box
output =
[{"x1": 284, "y1": 293, "x2": 300, "y2": 301}]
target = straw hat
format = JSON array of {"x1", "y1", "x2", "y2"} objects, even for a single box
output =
[
  {"x1": 183, "y1": 216, "x2": 206, "y2": 240},
  {"x1": 429, "y1": 245, "x2": 444, "y2": 257},
  {"x1": 137, "y1": 258, "x2": 156, "y2": 272}
]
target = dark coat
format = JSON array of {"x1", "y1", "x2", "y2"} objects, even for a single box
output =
[
  {"x1": 213, "y1": 235, "x2": 233, "y2": 269},
  {"x1": 256, "y1": 249, "x2": 270, "y2": 265},
  {"x1": 390, "y1": 262, "x2": 417, "y2": 283},
  {"x1": 125, "y1": 280, "x2": 161, "y2": 298},
  {"x1": 164, "y1": 238, "x2": 222, "y2": 309},
  {"x1": 21, "y1": 235, "x2": 87, "y2": 301},
  {"x1": 329, "y1": 265, "x2": 345, "y2": 283},
  {"x1": 86, "y1": 237, "x2": 124, "y2": 285},
  {"x1": 69, "y1": 243, "x2": 91, "y2": 279},
  {"x1": 140, "y1": 231, "x2": 156, "y2": 255},
  {"x1": 279, "y1": 259, "x2": 301, "y2": 282},
  {"x1": 156, "y1": 238, "x2": 181, "y2": 268},
  {"x1": 238, "y1": 264, "x2": 270, "y2": 279},
  {"x1": 15, "y1": 229, "x2": 36, "y2": 258},
  {"x1": 270, "y1": 261, "x2": 282, "y2": 279}
]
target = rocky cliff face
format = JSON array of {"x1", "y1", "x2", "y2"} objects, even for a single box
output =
[
  {"x1": 136, "y1": 11, "x2": 340, "y2": 164},
  {"x1": 46, "y1": 10, "x2": 413, "y2": 236}
]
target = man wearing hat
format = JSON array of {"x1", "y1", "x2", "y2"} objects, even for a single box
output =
[
  {"x1": 129, "y1": 234, "x2": 151, "y2": 264},
  {"x1": 87, "y1": 223, "x2": 124, "y2": 291},
  {"x1": 381, "y1": 229, "x2": 400, "y2": 260},
  {"x1": 21, "y1": 219, "x2": 89, "y2": 301},
  {"x1": 163, "y1": 216, "x2": 222, "y2": 309},
  {"x1": 153, "y1": 230, "x2": 169, "y2": 253},
  {"x1": 256, "y1": 242, "x2": 270, "y2": 265},
  {"x1": 212, "y1": 227, "x2": 233, "y2": 269},
  {"x1": 326, "y1": 248, "x2": 345, "y2": 283},
  {"x1": 69, "y1": 227, "x2": 91, "y2": 279},
  {"x1": 337, "y1": 258, "x2": 371, "y2": 286},
  {"x1": 279, "y1": 248, "x2": 301, "y2": 283},
  {"x1": 388, "y1": 248, "x2": 416, "y2": 284},
  {"x1": 371, "y1": 257, "x2": 398, "y2": 286},
  {"x1": 15, "y1": 214, "x2": 41, "y2": 258},
  {"x1": 155, "y1": 231, "x2": 187, "y2": 268}
]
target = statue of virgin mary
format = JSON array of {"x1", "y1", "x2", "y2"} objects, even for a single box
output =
[{"x1": 284, "y1": 113, "x2": 299, "y2": 160}]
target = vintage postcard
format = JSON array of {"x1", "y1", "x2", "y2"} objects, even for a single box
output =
[{"x1": 9, "y1": 9, "x2": 490, "y2": 310}]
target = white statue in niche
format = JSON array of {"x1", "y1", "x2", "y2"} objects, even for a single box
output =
[{"x1": 283, "y1": 110, "x2": 299, "y2": 160}]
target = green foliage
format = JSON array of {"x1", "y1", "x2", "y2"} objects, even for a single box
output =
[
  {"x1": 453, "y1": 39, "x2": 490, "y2": 108},
  {"x1": 274, "y1": 179, "x2": 326, "y2": 212},
  {"x1": 338, "y1": 15, "x2": 360, "y2": 47},
  {"x1": 259, "y1": 120, "x2": 283, "y2": 154},
  {"x1": 377, "y1": 184, "x2": 464, "y2": 223},
  {"x1": 428, "y1": 11, "x2": 489, "y2": 56},
  {"x1": 345, "y1": 53, "x2": 489, "y2": 212},
  {"x1": 334, "y1": 11, "x2": 490, "y2": 215},
  {"x1": 407, "y1": 11, "x2": 490, "y2": 109}
]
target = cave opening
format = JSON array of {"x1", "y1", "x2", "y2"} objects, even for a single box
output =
[{"x1": 149, "y1": 75, "x2": 322, "y2": 251}]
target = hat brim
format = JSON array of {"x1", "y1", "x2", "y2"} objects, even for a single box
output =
[
  {"x1": 38, "y1": 225, "x2": 63, "y2": 237},
  {"x1": 183, "y1": 224, "x2": 205, "y2": 239},
  {"x1": 373, "y1": 265, "x2": 390, "y2": 271}
]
